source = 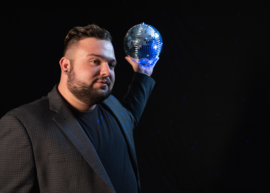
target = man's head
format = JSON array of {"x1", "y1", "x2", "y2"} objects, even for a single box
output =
[
  {"x1": 58, "y1": 24, "x2": 117, "y2": 109},
  {"x1": 63, "y1": 24, "x2": 112, "y2": 57}
]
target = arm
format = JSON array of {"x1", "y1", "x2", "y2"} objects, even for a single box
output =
[
  {"x1": 0, "y1": 114, "x2": 38, "y2": 193},
  {"x1": 121, "y1": 56, "x2": 158, "y2": 126}
]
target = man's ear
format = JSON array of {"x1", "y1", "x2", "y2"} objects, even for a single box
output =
[{"x1": 59, "y1": 57, "x2": 71, "y2": 73}]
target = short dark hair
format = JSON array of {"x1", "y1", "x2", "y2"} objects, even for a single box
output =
[{"x1": 63, "y1": 24, "x2": 112, "y2": 56}]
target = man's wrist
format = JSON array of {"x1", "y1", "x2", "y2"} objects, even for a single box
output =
[
  {"x1": 135, "y1": 71, "x2": 151, "y2": 76},
  {"x1": 134, "y1": 67, "x2": 153, "y2": 76}
]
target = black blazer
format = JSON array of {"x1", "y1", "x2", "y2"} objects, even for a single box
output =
[{"x1": 0, "y1": 73, "x2": 155, "y2": 193}]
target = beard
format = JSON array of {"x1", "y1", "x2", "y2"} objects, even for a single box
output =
[{"x1": 67, "y1": 69, "x2": 112, "y2": 106}]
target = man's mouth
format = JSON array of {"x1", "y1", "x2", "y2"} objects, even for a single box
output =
[{"x1": 96, "y1": 79, "x2": 109, "y2": 86}]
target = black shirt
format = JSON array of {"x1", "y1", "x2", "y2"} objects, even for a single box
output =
[{"x1": 71, "y1": 104, "x2": 138, "y2": 193}]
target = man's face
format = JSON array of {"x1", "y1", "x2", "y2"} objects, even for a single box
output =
[{"x1": 67, "y1": 37, "x2": 116, "y2": 106}]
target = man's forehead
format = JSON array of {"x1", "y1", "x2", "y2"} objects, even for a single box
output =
[{"x1": 81, "y1": 39, "x2": 114, "y2": 52}]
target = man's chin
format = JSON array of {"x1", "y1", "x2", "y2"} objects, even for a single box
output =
[
  {"x1": 94, "y1": 87, "x2": 111, "y2": 98},
  {"x1": 94, "y1": 84, "x2": 112, "y2": 93},
  {"x1": 94, "y1": 92, "x2": 111, "y2": 104},
  {"x1": 95, "y1": 87, "x2": 110, "y2": 94}
]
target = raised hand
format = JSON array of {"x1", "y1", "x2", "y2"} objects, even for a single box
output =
[{"x1": 125, "y1": 56, "x2": 159, "y2": 76}]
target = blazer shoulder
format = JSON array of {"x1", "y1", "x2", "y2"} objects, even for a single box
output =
[{"x1": 1, "y1": 96, "x2": 52, "y2": 122}]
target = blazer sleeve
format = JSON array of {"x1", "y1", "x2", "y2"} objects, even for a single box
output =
[
  {"x1": 0, "y1": 114, "x2": 38, "y2": 193},
  {"x1": 121, "y1": 72, "x2": 155, "y2": 126}
]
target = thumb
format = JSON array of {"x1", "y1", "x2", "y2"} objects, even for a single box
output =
[{"x1": 125, "y1": 55, "x2": 131, "y2": 62}]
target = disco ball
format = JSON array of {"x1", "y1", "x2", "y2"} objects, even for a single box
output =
[{"x1": 124, "y1": 22, "x2": 163, "y2": 66}]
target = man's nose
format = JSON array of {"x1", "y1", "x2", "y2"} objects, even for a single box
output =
[{"x1": 100, "y1": 62, "x2": 110, "y2": 76}]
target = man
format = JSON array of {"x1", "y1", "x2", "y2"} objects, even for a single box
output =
[{"x1": 0, "y1": 24, "x2": 158, "y2": 193}]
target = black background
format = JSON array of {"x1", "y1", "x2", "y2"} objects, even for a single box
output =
[{"x1": 1, "y1": 0, "x2": 270, "y2": 192}]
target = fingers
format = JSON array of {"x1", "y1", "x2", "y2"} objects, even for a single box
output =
[
  {"x1": 125, "y1": 55, "x2": 131, "y2": 62},
  {"x1": 151, "y1": 57, "x2": 159, "y2": 68},
  {"x1": 154, "y1": 56, "x2": 159, "y2": 63},
  {"x1": 125, "y1": 55, "x2": 159, "y2": 68},
  {"x1": 125, "y1": 56, "x2": 139, "y2": 64}
]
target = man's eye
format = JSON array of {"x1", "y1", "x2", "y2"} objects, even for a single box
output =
[{"x1": 91, "y1": 60, "x2": 99, "y2": 64}]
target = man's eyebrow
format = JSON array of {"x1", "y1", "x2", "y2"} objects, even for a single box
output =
[{"x1": 87, "y1": 54, "x2": 117, "y2": 64}]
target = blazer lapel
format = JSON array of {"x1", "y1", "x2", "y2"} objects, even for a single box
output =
[
  {"x1": 48, "y1": 85, "x2": 115, "y2": 192},
  {"x1": 102, "y1": 96, "x2": 138, "y2": 167}
]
